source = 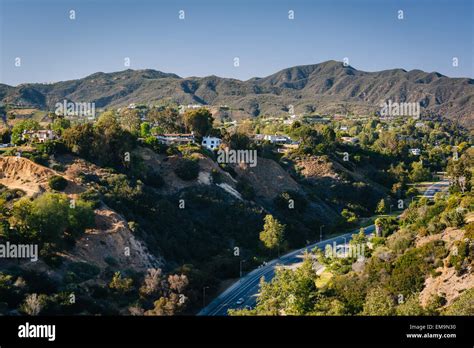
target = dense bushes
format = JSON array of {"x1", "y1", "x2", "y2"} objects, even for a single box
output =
[
  {"x1": 49, "y1": 175, "x2": 68, "y2": 191},
  {"x1": 143, "y1": 170, "x2": 165, "y2": 188},
  {"x1": 175, "y1": 158, "x2": 200, "y2": 181},
  {"x1": 236, "y1": 179, "x2": 255, "y2": 200},
  {"x1": 1, "y1": 193, "x2": 95, "y2": 251},
  {"x1": 62, "y1": 111, "x2": 136, "y2": 169}
]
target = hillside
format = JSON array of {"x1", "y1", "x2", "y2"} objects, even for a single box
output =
[
  {"x1": 230, "y1": 193, "x2": 474, "y2": 316},
  {"x1": 0, "y1": 156, "x2": 160, "y2": 273},
  {"x1": 1, "y1": 61, "x2": 473, "y2": 127}
]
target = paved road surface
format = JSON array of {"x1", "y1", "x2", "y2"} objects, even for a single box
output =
[
  {"x1": 198, "y1": 180, "x2": 450, "y2": 316},
  {"x1": 423, "y1": 179, "x2": 450, "y2": 199},
  {"x1": 198, "y1": 225, "x2": 375, "y2": 316}
]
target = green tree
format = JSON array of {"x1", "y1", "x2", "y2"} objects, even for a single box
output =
[
  {"x1": 409, "y1": 161, "x2": 431, "y2": 182},
  {"x1": 396, "y1": 294, "x2": 426, "y2": 315},
  {"x1": 259, "y1": 214, "x2": 285, "y2": 256},
  {"x1": 48, "y1": 175, "x2": 68, "y2": 191},
  {"x1": 10, "y1": 193, "x2": 94, "y2": 248},
  {"x1": 223, "y1": 132, "x2": 251, "y2": 150},
  {"x1": 51, "y1": 118, "x2": 71, "y2": 135},
  {"x1": 341, "y1": 208, "x2": 358, "y2": 224},
  {"x1": 376, "y1": 199, "x2": 387, "y2": 214},
  {"x1": 183, "y1": 108, "x2": 214, "y2": 138},
  {"x1": 233, "y1": 257, "x2": 317, "y2": 315},
  {"x1": 362, "y1": 286, "x2": 396, "y2": 315},
  {"x1": 109, "y1": 272, "x2": 133, "y2": 293},
  {"x1": 11, "y1": 120, "x2": 40, "y2": 144},
  {"x1": 140, "y1": 122, "x2": 151, "y2": 137},
  {"x1": 148, "y1": 107, "x2": 184, "y2": 133},
  {"x1": 62, "y1": 123, "x2": 95, "y2": 158},
  {"x1": 119, "y1": 108, "x2": 141, "y2": 134},
  {"x1": 63, "y1": 111, "x2": 136, "y2": 168},
  {"x1": 321, "y1": 125, "x2": 336, "y2": 143}
]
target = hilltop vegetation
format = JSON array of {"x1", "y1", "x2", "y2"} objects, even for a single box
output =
[{"x1": 0, "y1": 102, "x2": 472, "y2": 315}]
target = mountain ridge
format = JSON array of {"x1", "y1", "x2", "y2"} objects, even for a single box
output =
[{"x1": 1, "y1": 60, "x2": 473, "y2": 127}]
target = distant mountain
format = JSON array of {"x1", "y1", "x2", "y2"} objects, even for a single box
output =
[{"x1": 1, "y1": 60, "x2": 473, "y2": 127}]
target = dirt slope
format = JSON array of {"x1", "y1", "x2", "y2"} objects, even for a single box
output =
[
  {"x1": 417, "y1": 224, "x2": 474, "y2": 306},
  {"x1": 233, "y1": 157, "x2": 300, "y2": 200},
  {"x1": 0, "y1": 155, "x2": 161, "y2": 272},
  {"x1": 135, "y1": 147, "x2": 236, "y2": 195},
  {"x1": 0, "y1": 156, "x2": 59, "y2": 196}
]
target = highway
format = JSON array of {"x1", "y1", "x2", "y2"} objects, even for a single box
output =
[
  {"x1": 198, "y1": 225, "x2": 375, "y2": 316},
  {"x1": 422, "y1": 179, "x2": 450, "y2": 199},
  {"x1": 198, "y1": 180, "x2": 450, "y2": 316}
]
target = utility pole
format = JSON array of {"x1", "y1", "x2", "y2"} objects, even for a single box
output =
[
  {"x1": 203, "y1": 286, "x2": 209, "y2": 308},
  {"x1": 343, "y1": 237, "x2": 347, "y2": 257},
  {"x1": 240, "y1": 260, "x2": 246, "y2": 279}
]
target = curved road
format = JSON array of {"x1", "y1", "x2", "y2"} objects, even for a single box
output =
[
  {"x1": 198, "y1": 179, "x2": 450, "y2": 316},
  {"x1": 199, "y1": 225, "x2": 375, "y2": 316}
]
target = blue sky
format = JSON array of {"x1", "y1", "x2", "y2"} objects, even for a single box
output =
[{"x1": 0, "y1": 0, "x2": 472, "y2": 85}]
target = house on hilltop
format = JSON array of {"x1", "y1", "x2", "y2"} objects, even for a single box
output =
[
  {"x1": 341, "y1": 136, "x2": 359, "y2": 144},
  {"x1": 201, "y1": 136, "x2": 221, "y2": 150},
  {"x1": 254, "y1": 134, "x2": 293, "y2": 144},
  {"x1": 22, "y1": 129, "x2": 57, "y2": 143},
  {"x1": 156, "y1": 133, "x2": 195, "y2": 145},
  {"x1": 410, "y1": 148, "x2": 421, "y2": 156}
]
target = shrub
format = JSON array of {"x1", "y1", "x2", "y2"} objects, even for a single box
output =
[
  {"x1": 395, "y1": 294, "x2": 426, "y2": 315},
  {"x1": 79, "y1": 189, "x2": 102, "y2": 209},
  {"x1": 49, "y1": 175, "x2": 68, "y2": 191},
  {"x1": 389, "y1": 246, "x2": 432, "y2": 297},
  {"x1": 51, "y1": 164, "x2": 66, "y2": 172},
  {"x1": 109, "y1": 272, "x2": 134, "y2": 293},
  {"x1": 236, "y1": 179, "x2": 255, "y2": 200},
  {"x1": 370, "y1": 236, "x2": 385, "y2": 249},
  {"x1": 175, "y1": 158, "x2": 200, "y2": 181},
  {"x1": 144, "y1": 171, "x2": 164, "y2": 188},
  {"x1": 211, "y1": 169, "x2": 222, "y2": 184},
  {"x1": 444, "y1": 289, "x2": 474, "y2": 315},
  {"x1": 104, "y1": 256, "x2": 119, "y2": 267},
  {"x1": 68, "y1": 262, "x2": 100, "y2": 281},
  {"x1": 219, "y1": 163, "x2": 237, "y2": 178},
  {"x1": 362, "y1": 286, "x2": 396, "y2": 315}
]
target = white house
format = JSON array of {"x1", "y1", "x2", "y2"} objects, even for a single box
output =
[
  {"x1": 263, "y1": 134, "x2": 291, "y2": 144},
  {"x1": 22, "y1": 130, "x2": 57, "y2": 143},
  {"x1": 341, "y1": 136, "x2": 359, "y2": 144},
  {"x1": 186, "y1": 104, "x2": 203, "y2": 109},
  {"x1": 156, "y1": 133, "x2": 195, "y2": 145},
  {"x1": 410, "y1": 148, "x2": 421, "y2": 156},
  {"x1": 201, "y1": 136, "x2": 221, "y2": 150}
]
